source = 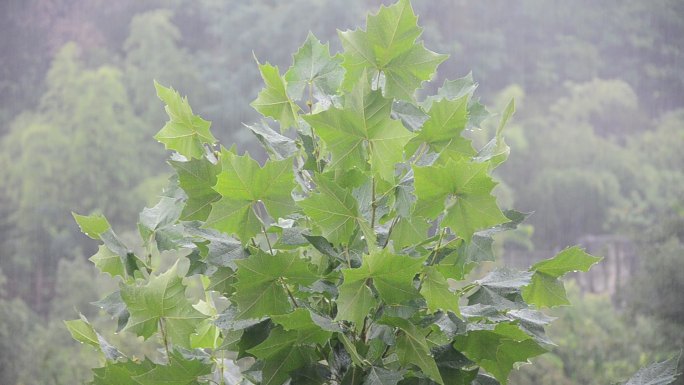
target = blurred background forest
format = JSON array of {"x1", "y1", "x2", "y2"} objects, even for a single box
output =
[{"x1": 0, "y1": 0, "x2": 682, "y2": 384}]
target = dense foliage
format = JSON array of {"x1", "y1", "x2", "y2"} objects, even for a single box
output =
[
  {"x1": 0, "y1": 0, "x2": 682, "y2": 384},
  {"x1": 62, "y1": 1, "x2": 680, "y2": 384}
]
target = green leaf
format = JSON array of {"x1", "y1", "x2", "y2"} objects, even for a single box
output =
[
  {"x1": 92, "y1": 291, "x2": 129, "y2": 332},
  {"x1": 120, "y1": 262, "x2": 206, "y2": 347},
  {"x1": 335, "y1": 279, "x2": 377, "y2": 332},
  {"x1": 413, "y1": 160, "x2": 508, "y2": 241},
  {"x1": 420, "y1": 266, "x2": 460, "y2": 316},
  {"x1": 453, "y1": 323, "x2": 546, "y2": 384},
  {"x1": 530, "y1": 246, "x2": 602, "y2": 278},
  {"x1": 75, "y1": 212, "x2": 142, "y2": 277},
  {"x1": 138, "y1": 196, "x2": 189, "y2": 251},
  {"x1": 507, "y1": 309, "x2": 556, "y2": 346},
  {"x1": 66, "y1": 314, "x2": 123, "y2": 361},
  {"x1": 335, "y1": 281, "x2": 378, "y2": 331},
  {"x1": 64, "y1": 317, "x2": 98, "y2": 346},
  {"x1": 342, "y1": 249, "x2": 423, "y2": 305},
  {"x1": 169, "y1": 156, "x2": 221, "y2": 221},
  {"x1": 415, "y1": 96, "x2": 472, "y2": 153},
  {"x1": 474, "y1": 99, "x2": 514, "y2": 168},
  {"x1": 381, "y1": 317, "x2": 444, "y2": 384},
  {"x1": 522, "y1": 272, "x2": 570, "y2": 308},
  {"x1": 190, "y1": 318, "x2": 221, "y2": 349},
  {"x1": 233, "y1": 250, "x2": 318, "y2": 319},
  {"x1": 139, "y1": 196, "x2": 183, "y2": 233},
  {"x1": 251, "y1": 60, "x2": 299, "y2": 130},
  {"x1": 432, "y1": 72, "x2": 479, "y2": 105},
  {"x1": 392, "y1": 100, "x2": 428, "y2": 132},
  {"x1": 91, "y1": 360, "x2": 154, "y2": 385},
  {"x1": 154, "y1": 81, "x2": 216, "y2": 159},
  {"x1": 339, "y1": 0, "x2": 447, "y2": 100},
  {"x1": 249, "y1": 311, "x2": 334, "y2": 371},
  {"x1": 303, "y1": 74, "x2": 414, "y2": 182},
  {"x1": 299, "y1": 176, "x2": 367, "y2": 245},
  {"x1": 73, "y1": 212, "x2": 111, "y2": 240},
  {"x1": 246, "y1": 121, "x2": 298, "y2": 160},
  {"x1": 261, "y1": 345, "x2": 317, "y2": 385},
  {"x1": 623, "y1": 355, "x2": 680, "y2": 385},
  {"x1": 206, "y1": 148, "x2": 295, "y2": 242},
  {"x1": 476, "y1": 268, "x2": 533, "y2": 291},
  {"x1": 468, "y1": 268, "x2": 533, "y2": 310},
  {"x1": 363, "y1": 367, "x2": 405, "y2": 385},
  {"x1": 388, "y1": 216, "x2": 429, "y2": 249},
  {"x1": 90, "y1": 245, "x2": 125, "y2": 278},
  {"x1": 132, "y1": 351, "x2": 212, "y2": 385},
  {"x1": 285, "y1": 32, "x2": 344, "y2": 100}
]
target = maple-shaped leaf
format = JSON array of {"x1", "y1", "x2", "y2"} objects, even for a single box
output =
[
  {"x1": 469, "y1": 268, "x2": 533, "y2": 311},
  {"x1": 453, "y1": 323, "x2": 546, "y2": 384},
  {"x1": 388, "y1": 215, "x2": 430, "y2": 249},
  {"x1": 413, "y1": 96, "x2": 476, "y2": 163},
  {"x1": 73, "y1": 212, "x2": 111, "y2": 240},
  {"x1": 420, "y1": 266, "x2": 460, "y2": 316},
  {"x1": 522, "y1": 272, "x2": 570, "y2": 308},
  {"x1": 138, "y1": 195, "x2": 190, "y2": 252},
  {"x1": 89, "y1": 245, "x2": 125, "y2": 278},
  {"x1": 341, "y1": 249, "x2": 423, "y2": 306},
  {"x1": 381, "y1": 317, "x2": 444, "y2": 384},
  {"x1": 249, "y1": 309, "x2": 336, "y2": 370},
  {"x1": 120, "y1": 262, "x2": 206, "y2": 347},
  {"x1": 364, "y1": 367, "x2": 406, "y2": 385},
  {"x1": 74, "y1": 212, "x2": 142, "y2": 277},
  {"x1": 261, "y1": 344, "x2": 318, "y2": 385},
  {"x1": 299, "y1": 175, "x2": 373, "y2": 246},
  {"x1": 251, "y1": 60, "x2": 300, "y2": 130},
  {"x1": 413, "y1": 160, "x2": 508, "y2": 242},
  {"x1": 623, "y1": 355, "x2": 680, "y2": 385},
  {"x1": 522, "y1": 246, "x2": 601, "y2": 308},
  {"x1": 285, "y1": 32, "x2": 344, "y2": 101},
  {"x1": 335, "y1": 279, "x2": 377, "y2": 332},
  {"x1": 154, "y1": 81, "x2": 216, "y2": 159},
  {"x1": 246, "y1": 120, "x2": 298, "y2": 160},
  {"x1": 303, "y1": 74, "x2": 414, "y2": 182},
  {"x1": 232, "y1": 250, "x2": 318, "y2": 319},
  {"x1": 205, "y1": 148, "x2": 295, "y2": 242},
  {"x1": 338, "y1": 0, "x2": 447, "y2": 101},
  {"x1": 529, "y1": 246, "x2": 602, "y2": 278},
  {"x1": 131, "y1": 350, "x2": 212, "y2": 385},
  {"x1": 169, "y1": 155, "x2": 221, "y2": 221},
  {"x1": 91, "y1": 360, "x2": 154, "y2": 385}
]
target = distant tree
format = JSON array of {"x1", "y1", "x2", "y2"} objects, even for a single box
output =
[
  {"x1": 0, "y1": 43, "x2": 156, "y2": 312},
  {"x1": 124, "y1": 9, "x2": 201, "y2": 127}
]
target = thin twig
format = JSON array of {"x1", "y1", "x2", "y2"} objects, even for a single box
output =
[{"x1": 383, "y1": 217, "x2": 400, "y2": 248}]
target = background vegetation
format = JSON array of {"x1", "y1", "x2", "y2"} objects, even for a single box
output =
[{"x1": 0, "y1": 0, "x2": 681, "y2": 384}]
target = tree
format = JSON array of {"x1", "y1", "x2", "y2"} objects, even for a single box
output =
[
  {"x1": 0, "y1": 43, "x2": 157, "y2": 313},
  {"x1": 67, "y1": 1, "x2": 677, "y2": 384}
]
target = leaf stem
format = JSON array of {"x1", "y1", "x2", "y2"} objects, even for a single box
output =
[
  {"x1": 254, "y1": 205, "x2": 275, "y2": 255},
  {"x1": 308, "y1": 82, "x2": 314, "y2": 115},
  {"x1": 383, "y1": 217, "x2": 400, "y2": 248},
  {"x1": 159, "y1": 318, "x2": 170, "y2": 363},
  {"x1": 343, "y1": 245, "x2": 352, "y2": 268},
  {"x1": 280, "y1": 278, "x2": 300, "y2": 308},
  {"x1": 456, "y1": 282, "x2": 479, "y2": 298},
  {"x1": 261, "y1": 223, "x2": 274, "y2": 255},
  {"x1": 428, "y1": 228, "x2": 447, "y2": 266},
  {"x1": 370, "y1": 176, "x2": 377, "y2": 230},
  {"x1": 411, "y1": 142, "x2": 428, "y2": 166}
]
